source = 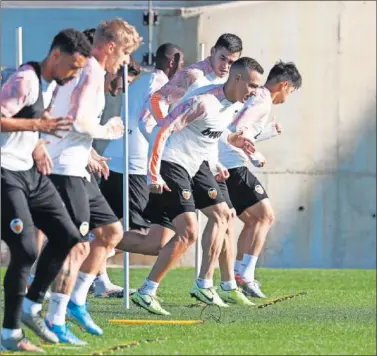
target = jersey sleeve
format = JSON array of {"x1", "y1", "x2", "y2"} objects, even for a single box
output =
[
  {"x1": 138, "y1": 73, "x2": 169, "y2": 140},
  {"x1": 149, "y1": 68, "x2": 204, "y2": 122},
  {"x1": 1, "y1": 69, "x2": 37, "y2": 118},
  {"x1": 147, "y1": 96, "x2": 206, "y2": 185}
]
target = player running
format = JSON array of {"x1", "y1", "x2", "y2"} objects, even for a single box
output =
[
  {"x1": 147, "y1": 34, "x2": 252, "y2": 306},
  {"x1": 0, "y1": 29, "x2": 91, "y2": 352},
  {"x1": 219, "y1": 61, "x2": 302, "y2": 298},
  {"x1": 39, "y1": 19, "x2": 142, "y2": 345},
  {"x1": 131, "y1": 57, "x2": 263, "y2": 315}
]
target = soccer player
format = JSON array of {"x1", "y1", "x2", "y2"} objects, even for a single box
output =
[
  {"x1": 0, "y1": 29, "x2": 92, "y2": 352},
  {"x1": 101, "y1": 43, "x2": 185, "y2": 262},
  {"x1": 219, "y1": 61, "x2": 302, "y2": 298},
  {"x1": 147, "y1": 34, "x2": 253, "y2": 306},
  {"x1": 82, "y1": 29, "x2": 142, "y2": 297},
  {"x1": 131, "y1": 57, "x2": 263, "y2": 315},
  {"x1": 40, "y1": 19, "x2": 142, "y2": 345},
  {"x1": 89, "y1": 56, "x2": 142, "y2": 297}
]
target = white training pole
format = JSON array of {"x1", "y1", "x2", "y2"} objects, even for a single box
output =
[
  {"x1": 194, "y1": 43, "x2": 206, "y2": 279},
  {"x1": 16, "y1": 27, "x2": 23, "y2": 68},
  {"x1": 147, "y1": 0, "x2": 153, "y2": 66},
  {"x1": 122, "y1": 64, "x2": 130, "y2": 309}
]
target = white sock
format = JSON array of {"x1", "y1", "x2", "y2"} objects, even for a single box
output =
[
  {"x1": 234, "y1": 260, "x2": 242, "y2": 275},
  {"x1": 46, "y1": 293, "x2": 70, "y2": 326},
  {"x1": 241, "y1": 254, "x2": 258, "y2": 282},
  {"x1": 1, "y1": 328, "x2": 23, "y2": 340},
  {"x1": 22, "y1": 297, "x2": 42, "y2": 315},
  {"x1": 96, "y1": 271, "x2": 112, "y2": 288},
  {"x1": 27, "y1": 274, "x2": 35, "y2": 287},
  {"x1": 220, "y1": 280, "x2": 237, "y2": 291},
  {"x1": 139, "y1": 279, "x2": 159, "y2": 296},
  {"x1": 70, "y1": 272, "x2": 96, "y2": 306},
  {"x1": 196, "y1": 278, "x2": 213, "y2": 289}
]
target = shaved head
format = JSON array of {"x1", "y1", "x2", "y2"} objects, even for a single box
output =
[
  {"x1": 155, "y1": 42, "x2": 185, "y2": 78},
  {"x1": 156, "y1": 43, "x2": 183, "y2": 60}
]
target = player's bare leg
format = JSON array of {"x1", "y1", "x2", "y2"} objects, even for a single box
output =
[
  {"x1": 236, "y1": 199, "x2": 275, "y2": 298},
  {"x1": 46, "y1": 222, "x2": 123, "y2": 340},
  {"x1": 199, "y1": 207, "x2": 254, "y2": 306},
  {"x1": 198, "y1": 203, "x2": 230, "y2": 281},
  {"x1": 95, "y1": 224, "x2": 175, "y2": 297},
  {"x1": 187, "y1": 203, "x2": 231, "y2": 307},
  {"x1": 80, "y1": 221, "x2": 123, "y2": 276},
  {"x1": 132, "y1": 213, "x2": 197, "y2": 315},
  {"x1": 116, "y1": 224, "x2": 175, "y2": 256}
]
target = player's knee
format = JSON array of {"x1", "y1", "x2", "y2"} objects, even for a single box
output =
[
  {"x1": 179, "y1": 221, "x2": 198, "y2": 246},
  {"x1": 265, "y1": 210, "x2": 275, "y2": 226},
  {"x1": 98, "y1": 222, "x2": 124, "y2": 248},
  {"x1": 253, "y1": 209, "x2": 275, "y2": 226},
  {"x1": 76, "y1": 241, "x2": 91, "y2": 260},
  {"x1": 66, "y1": 242, "x2": 90, "y2": 264},
  {"x1": 208, "y1": 204, "x2": 231, "y2": 226}
]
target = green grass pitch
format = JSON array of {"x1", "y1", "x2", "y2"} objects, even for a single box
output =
[{"x1": 1, "y1": 267, "x2": 376, "y2": 355}]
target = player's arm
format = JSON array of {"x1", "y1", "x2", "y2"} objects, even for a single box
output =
[
  {"x1": 138, "y1": 74, "x2": 169, "y2": 140},
  {"x1": 68, "y1": 70, "x2": 123, "y2": 140},
  {"x1": 231, "y1": 101, "x2": 270, "y2": 140},
  {"x1": 149, "y1": 69, "x2": 202, "y2": 122},
  {"x1": 254, "y1": 120, "x2": 281, "y2": 142},
  {"x1": 219, "y1": 100, "x2": 272, "y2": 156},
  {"x1": 1, "y1": 73, "x2": 72, "y2": 134},
  {"x1": 209, "y1": 146, "x2": 230, "y2": 182},
  {"x1": 138, "y1": 108, "x2": 156, "y2": 141},
  {"x1": 148, "y1": 97, "x2": 206, "y2": 193}
]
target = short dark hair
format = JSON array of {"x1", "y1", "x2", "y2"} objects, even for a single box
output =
[
  {"x1": 266, "y1": 60, "x2": 302, "y2": 89},
  {"x1": 230, "y1": 57, "x2": 264, "y2": 76},
  {"x1": 128, "y1": 56, "x2": 141, "y2": 77},
  {"x1": 155, "y1": 43, "x2": 183, "y2": 68},
  {"x1": 214, "y1": 33, "x2": 243, "y2": 54},
  {"x1": 82, "y1": 28, "x2": 96, "y2": 46},
  {"x1": 49, "y1": 28, "x2": 92, "y2": 58}
]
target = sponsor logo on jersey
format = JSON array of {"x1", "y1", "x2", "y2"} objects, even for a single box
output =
[{"x1": 201, "y1": 128, "x2": 223, "y2": 139}]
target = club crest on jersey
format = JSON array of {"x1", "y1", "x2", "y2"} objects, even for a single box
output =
[
  {"x1": 79, "y1": 222, "x2": 89, "y2": 237},
  {"x1": 10, "y1": 218, "x2": 23, "y2": 234},
  {"x1": 208, "y1": 188, "x2": 218, "y2": 199},
  {"x1": 182, "y1": 189, "x2": 191, "y2": 200},
  {"x1": 255, "y1": 185, "x2": 264, "y2": 195}
]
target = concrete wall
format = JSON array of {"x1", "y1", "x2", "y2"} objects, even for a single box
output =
[{"x1": 153, "y1": 0, "x2": 376, "y2": 269}]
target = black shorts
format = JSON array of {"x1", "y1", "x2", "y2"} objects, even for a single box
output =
[
  {"x1": 100, "y1": 171, "x2": 174, "y2": 231},
  {"x1": 50, "y1": 174, "x2": 119, "y2": 239},
  {"x1": 226, "y1": 166, "x2": 269, "y2": 216},
  {"x1": 1, "y1": 166, "x2": 81, "y2": 244},
  {"x1": 145, "y1": 160, "x2": 226, "y2": 223},
  {"x1": 192, "y1": 161, "x2": 227, "y2": 210},
  {"x1": 216, "y1": 180, "x2": 234, "y2": 210},
  {"x1": 100, "y1": 171, "x2": 151, "y2": 230}
]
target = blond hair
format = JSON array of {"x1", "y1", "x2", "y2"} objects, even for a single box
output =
[{"x1": 94, "y1": 18, "x2": 143, "y2": 53}]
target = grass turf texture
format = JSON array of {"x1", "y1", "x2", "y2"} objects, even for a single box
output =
[{"x1": 0, "y1": 268, "x2": 376, "y2": 355}]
